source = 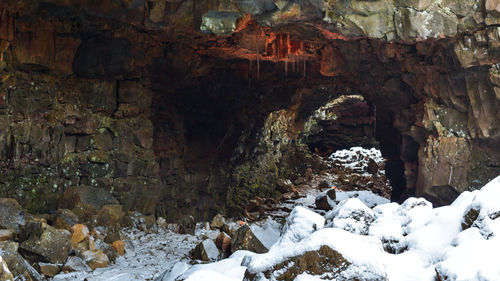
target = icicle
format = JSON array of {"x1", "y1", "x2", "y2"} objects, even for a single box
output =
[
  {"x1": 257, "y1": 53, "x2": 260, "y2": 80},
  {"x1": 303, "y1": 60, "x2": 307, "y2": 81},
  {"x1": 285, "y1": 58, "x2": 288, "y2": 78},
  {"x1": 248, "y1": 58, "x2": 252, "y2": 88}
]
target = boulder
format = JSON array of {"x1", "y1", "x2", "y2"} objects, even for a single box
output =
[
  {"x1": 96, "y1": 204, "x2": 124, "y2": 226},
  {"x1": 244, "y1": 245, "x2": 351, "y2": 280},
  {"x1": 191, "y1": 239, "x2": 221, "y2": 262},
  {"x1": 0, "y1": 198, "x2": 28, "y2": 233},
  {"x1": 38, "y1": 262, "x2": 61, "y2": 277},
  {"x1": 81, "y1": 250, "x2": 109, "y2": 270},
  {"x1": 70, "y1": 224, "x2": 89, "y2": 247},
  {"x1": 231, "y1": 221, "x2": 280, "y2": 254},
  {"x1": 61, "y1": 256, "x2": 91, "y2": 273},
  {"x1": 0, "y1": 256, "x2": 14, "y2": 281},
  {"x1": 0, "y1": 241, "x2": 44, "y2": 281},
  {"x1": 326, "y1": 198, "x2": 375, "y2": 235},
  {"x1": 112, "y1": 240, "x2": 125, "y2": 256},
  {"x1": 0, "y1": 230, "x2": 14, "y2": 242},
  {"x1": 59, "y1": 186, "x2": 119, "y2": 221},
  {"x1": 52, "y1": 209, "x2": 79, "y2": 230},
  {"x1": 315, "y1": 189, "x2": 336, "y2": 211},
  {"x1": 210, "y1": 214, "x2": 225, "y2": 230},
  {"x1": 19, "y1": 222, "x2": 71, "y2": 264},
  {"x1": 215, "y1": 232, "x2": 231, "y2": 257},
  {"x1": 276, "y1": 206, "x2": 325, "y2": 246}
]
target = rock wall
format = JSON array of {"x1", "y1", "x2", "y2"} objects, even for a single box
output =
[{"x1": 0, "y1": 0, "x2": 499, "y2": 220}]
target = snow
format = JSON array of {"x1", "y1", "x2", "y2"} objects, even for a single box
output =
[
  {"x1": 178, "y1": 175, "x2": 500, "y2": 281},
  {"x1": 250, "y1": 219, "x2": 281, "y2": 250},
  {"x1": 330, "y1": 147, "x2": 385, "y2": 176},
  {"x1": 326, "y1": 198, "x2": 375, "y2": 235},
  {"x1": 273, "y1": 206, "x2": 325, "y2": 247},
  {"x1": 53, "y1": 174, "x2": 500, "y2": 281},
  {"x1": 53, "y1": 225, "x2": 218, "y2": 281}
]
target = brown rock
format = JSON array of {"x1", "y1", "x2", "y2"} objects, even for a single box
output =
[
  {"x1": 231, "y1": 225, "x2": 268, "y2": 254},
  {"x1": 215, "y1": 232, "x2": 232, "y2": 256},
  {"x1": 210, "y1": 214, "x2": 226, "y2": 230},
  {"x1": 97, "y1": 205, "x2": 124, "y2": 226},
  {"x1": 191, "y1": 239, "x2": 221, "y2": 262},
  {"x1": 486, "y1": 0, "x2": 500, "y2": 12},
  {"x1": 112, "y1": 240, "x2": 125, "y2": 256},
  {"x1": 0, "y1": 198, "x2": 28, "y2": 233},
  {"x1": 81, "y1": 250, "x2": 109, "y2": 270},
  {"x1": 0, "y1": 241, "x2": 45, "y2": 281},
  {"x1": 19, "y1": 222, "x2": 71, "y2": 264},
  {"x1": 0, "y1": 230, "x2": 14, "y2": 242},
  {"x1": 52, "y1": 209, "x2": 79, "y2": 230},
  {"x1": 38, "y1": 262, "x2": 61, "y2": 277},
  {"x1": 0, "y1": 256, "x2": 14, "y2": 281},
  {"x1": 70, "y1": 224, "x2": 89, "y2": 247}
]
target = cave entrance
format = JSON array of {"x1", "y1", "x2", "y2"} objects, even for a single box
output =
[{"x1": 300, "y1": 93, "x2": 406, "y2": 201}]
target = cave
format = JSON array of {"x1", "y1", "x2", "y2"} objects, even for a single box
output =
[
  {"x1": 1, "y1": 0, "x2": 500, "y2": 280},
  {"x1": 0, "y1": 0, "x2": 499, "y2": 223}
]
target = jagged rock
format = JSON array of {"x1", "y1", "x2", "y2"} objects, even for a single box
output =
[
  {"x1": 0, "y1": 256, "x2": 14, "y2": 281},
  {"x1": 96, "y1": 204, "x2": 124, "y2": 226},
  {"x1": 61, "y1": 256, "x2": 91, "y2": 273},
  {"x1": 191, "y1": 239, "x2": 222, "y2": 262},
  {"x1": 0, "y1": 198, "x2": 28, "y2": 233},
  {"x1": 0, "y1": 241, "x2": 44, "y2": 281},
  {"x1": 59, "y1": 186, "x2": 119, "y2": 221},
  {"x1": 200, "y1": 11, "x2": 242, "y2": 35},
  {"x1": 215, "y1": 232, "x2": 232, "y2": 257},
  {"x1": 210, "y1": 214, "x2": 226, "y2": 230},
  {"x1": 244, "y1": 245, "x2": 351, "y2": 281},
  {"x1": 0, "y1": 230, "x2": 13, "y2": 242},
  {"x1": 112, "y1": 240, "x2": 125, "y2": 256},
  {"x1": 38, "y1": 263, "x2": 60, "y2": 277},
  {"x1": 19, "y1": 222, "x2": 71, "y2": 264},
  {"x1": 70, "y1": 224, "x2": 89, "y2": 247},
  {"x1": 315, "y1": 189, "x2": 336, "y2": 211},
  {"x1": 231, "y1": 221, "x2": 280, "y2": 254},
  {"x1": 81, "y1": 250, "x2": 109, "y2": 270},
  {"x1": 52, "y1": 209, "x2": 79, "y2": 230}
]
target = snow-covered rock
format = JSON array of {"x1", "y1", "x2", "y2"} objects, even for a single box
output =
[
  {"x1": 178, "y1": 175, "x2": 500, "y2": 281},
  {"x1": 273, "y1": 206, "x2": 325, "y2": 247},
  {"x1": 326, "y1": 198, "x2": 375, "y2": 235}
]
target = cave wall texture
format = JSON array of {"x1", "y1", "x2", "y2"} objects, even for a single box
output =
[{"x1": 0, "y1": 0, "x2": 499, "y2": 221}]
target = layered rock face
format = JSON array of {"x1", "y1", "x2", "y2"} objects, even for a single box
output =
[{"x1": 0, "y1": 0, "x2": 498, "y2": 220}]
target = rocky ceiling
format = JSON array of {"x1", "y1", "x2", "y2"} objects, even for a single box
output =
[{"x1": 0, "y1": 0, "x2": 499, "y2": 221}]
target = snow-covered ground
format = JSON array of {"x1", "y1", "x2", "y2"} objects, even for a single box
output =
[
  {"x1": 161, "y1": 175, "x2": 500, "y2": 281},
  {"x1": 53, "y1": 226, "x2": 219, "y2": 281}
]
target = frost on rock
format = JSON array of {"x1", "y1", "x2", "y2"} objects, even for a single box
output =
[{"x1": 326, "y1": 198, "x2": 375, "y2": 235}]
